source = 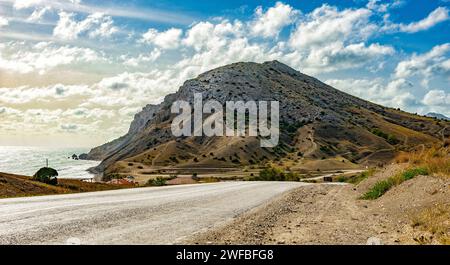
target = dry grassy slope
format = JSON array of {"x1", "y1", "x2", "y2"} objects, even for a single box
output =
[
  {"x1": 0, "y1": 172, "x2": 125, "y2": 198},
  {"x1": 88, "y1": 61, "x2": 449, "y2": 177}
]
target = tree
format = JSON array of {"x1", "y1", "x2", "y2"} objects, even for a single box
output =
[{"x1": 33, "y1": 167, "x2": 58, "y2": 185}]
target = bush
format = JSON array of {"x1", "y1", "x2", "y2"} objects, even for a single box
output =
[
  {"x1": 147, "y1": 177, "x2": 167, "y2": 186},
  {"x1": 371, "y1": 128, "x2": 399, "y2": 145},
  {"x1": 361, "y1": 178, "x2": 395, "y2": 200},
  {"x1": 361, "y1": 167, "x2": 428, "y2": 200},
  {"x1": 254, "y1": 165, "x2": 300, "y2": 181},
  {"x1": 191, "y1": 173, "x2": 200, "y2": 181},
  {"x1": 33, "y1": 167, "x2": 58, "y2": 185}
]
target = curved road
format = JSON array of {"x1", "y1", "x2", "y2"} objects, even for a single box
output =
[{"x1": 0, "y1": 181, "x2": 306, "y2": 244}]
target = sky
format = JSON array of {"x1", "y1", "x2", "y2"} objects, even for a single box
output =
[{"x1": 0, "y1": 0, "x2": 449, "y2": 147}]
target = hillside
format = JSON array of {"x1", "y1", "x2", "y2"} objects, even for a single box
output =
[
  {"x1": 87, "y1": 61, "x2": 449, "y2": 180},
  {"x1": 0, "y1": 172, "x2": 125, "y2": 198}
]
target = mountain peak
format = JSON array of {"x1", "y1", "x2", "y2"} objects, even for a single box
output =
[{"x1": 87, "y1": 61, "x2": 449, "y2": 178}]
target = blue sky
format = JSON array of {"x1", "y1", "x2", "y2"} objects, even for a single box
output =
[{"x1": 0, "y1": 0, "x2": 449, "y2": 146}]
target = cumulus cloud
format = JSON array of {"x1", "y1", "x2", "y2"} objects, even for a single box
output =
[
  {"x1": 394, "y1": 43, "x2": 450, "y2": 87},
  {"x1": 0, "y1": 16, "x2": 8, "y2": 28},
  {"x1": 281, "y1": 4, "x2": 393, "y2": 73},
  {"x1": 250, "y1": 2, "x2": 299, "y2": 38},
  {"x1": 122, "y1": 49, "x2": 162, "y2": 67},
  {"x1": 182, "y1": 20, "x2": 244, "y2": 51},
  {"x1": 289, "y1": 5, "x2": 376, "y2": 49},
  {"x1": 399, "y1": 7, "x2": 449, "y2": 33},
  {"x1": 326, "y1": 77, "x2": 417, "y2": 111},
  {"x1": 53, "y1": 11, "x2": 118, "y2": 40},
  {"x1": 141, "y1": 28, "x2": 183, "y2": 50},
  {"x1": 303, "y1": 42, "x2": 394, "y2": 72},
  {"x1": 0, "y1": 42, "x2": 102, "y2": 74},
  {"x1": 422, "y1": 90, "x2": 450, "y2": 106}
]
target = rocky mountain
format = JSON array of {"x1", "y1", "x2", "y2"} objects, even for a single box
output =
[{"x1": 88, "y1": 61, "x2": 449, "y2": 179}]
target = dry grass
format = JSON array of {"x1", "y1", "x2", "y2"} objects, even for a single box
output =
[
  {"x1": 0, "y1": 172, "x2": 126, "y2": 199},
  {"x1": 395, "y1": 145, "x2": 449, "y2": 177},
  {"x1": 199, "y1": 177, "x2": 220, "y2": 183},
  {"x1": 410, "y1": 204, "x2": 450, "y2": 245}
]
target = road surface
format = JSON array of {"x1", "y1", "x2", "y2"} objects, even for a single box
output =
[{"x1": 0, "y1": 181, "x2": 306, "y2": 244}]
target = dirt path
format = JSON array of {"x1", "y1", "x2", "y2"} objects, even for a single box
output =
[{"x1": 303, "y1": 129, "x2": 317, "y2": 157}]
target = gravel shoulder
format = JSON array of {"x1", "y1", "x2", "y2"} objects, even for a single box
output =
[{"x1": 188, "y1": 165, "x2": 449, "y2": 245}]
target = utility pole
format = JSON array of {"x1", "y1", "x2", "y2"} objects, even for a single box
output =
[{"x1": 46, "y1": 158, "x2": 48, "y2": 167}]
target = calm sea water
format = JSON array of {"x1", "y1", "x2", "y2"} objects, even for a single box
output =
[{"x1": 0, "y1": 146, "x2": 100, "y2": 179}]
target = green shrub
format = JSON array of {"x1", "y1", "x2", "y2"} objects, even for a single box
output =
[
  {"x1": 361, "y1": 178, "x2": 395, "y2": 199},
  {"x1": 191, "y1": 173, "x2": 199, "y2": 181},
  {"x1": 147, "y1": 177, "x2": 167, "y2": 186},
  {"x1": 371, "y1": 128, "x2": 399, "y2": 145},
  {"x1": 336, "y1": 176, "x2": 347, "y2": 182},
  {"x1": 361, "y1": 167, "x2": 428, "y2": 200},
  {"x1": 402, "y1": 167, "x2": 428, "y2": 180},
  {"x1": 33, "y1": 167, "x2": 58, "y2": 185},
  {"x1": 254, "y1": 165, "x2": 300, "y2": 181}
]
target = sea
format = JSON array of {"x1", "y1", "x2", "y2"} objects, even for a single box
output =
[{"x1": 0, "y1": 146, "x2": 100, "y2": 179}]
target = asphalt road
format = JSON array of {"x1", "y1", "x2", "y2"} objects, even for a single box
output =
[{"x1": 0, "y1": 181, "x2": 306, "y2": 244}]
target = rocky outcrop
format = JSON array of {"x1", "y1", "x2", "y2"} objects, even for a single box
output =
[{"x1": 78, "y1": 153, "x2": 88, "y2": 160}]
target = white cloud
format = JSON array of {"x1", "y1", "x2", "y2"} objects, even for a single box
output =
[
  {"x1": 122, "y1": 49, "x2": 161, "y2": 67},
  {"x1": 53, "y1": 11, "x2": 118, "y2": 40},
  {"x1": 0, "y1": 42, "x2": 101, "y2": 74},
  {"x1": 250, "y1": 2, "x2": 299, "y2": 38},
  {"x1": 182, "y1": 20, "x2": 244, "y2": 51},
  {"x1": 303, "y1": 42, "x2": 394, "y2": 72},
  {"x1": 326, "y1": 77, "x2": 417, "y2": 111},
  {"x1": 279, "y1": 4, "x2": 396, "y2": 74},
  {"x1": 325, "y1": 78, "x2": 384, "y2": 100},
  {"x1": 0, "y1": 16, "x2": 8, "y2": 28},
  {"x1": 394, "y1": 43, "x2": 450, "y2": 87},
  {"x1": 399, "y1": 7, "x2": 449, "y2": 33},
  {"x1": 0, "y1": 83, "x2": 92, "y2": 104},
  {"x1": 141, "y1": 28, "x2": 183, "y2": 50},
  {"x1": 366, "y1": 0, "x2": 403, "y2": 13},
  {"x1": 289, "y1": 5, "x2": 376, "y2": 49},
  {"x1": 422, "y1": 90, "x2": 450, "y2": 106},
  {"x1": 27, "y1": 6, "x2": 52, "y2": 22}
]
